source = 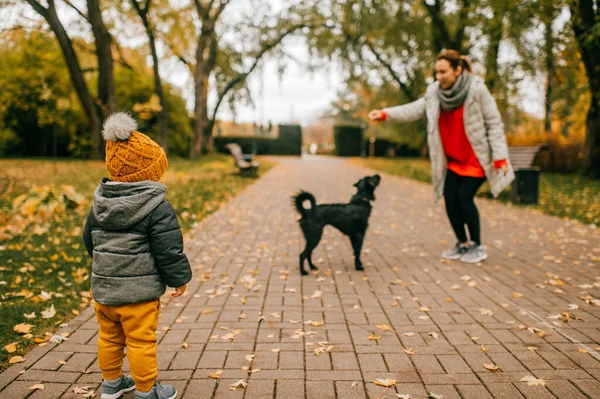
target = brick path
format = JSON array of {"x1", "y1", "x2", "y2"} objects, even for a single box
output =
[{"x1": 1, "y1": 156, "x2": 599, "y2": 399}]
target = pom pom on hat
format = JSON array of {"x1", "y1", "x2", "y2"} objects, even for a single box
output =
[{"x1": 102, "y1": 112, "x2": 138, "y2": 141}]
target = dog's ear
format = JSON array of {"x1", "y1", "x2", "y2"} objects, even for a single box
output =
[{"x1": 353, "y1": 180, "x2": 361, "y2": 188}]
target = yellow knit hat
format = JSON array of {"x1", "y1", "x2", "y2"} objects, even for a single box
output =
[{"x1": 102, "y1": 112, "x2": 167, "y2": 182}]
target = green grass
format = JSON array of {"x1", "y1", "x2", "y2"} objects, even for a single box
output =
[
  {"x1": 357, "y1": 157, "x2": 600, "y2": 226},
  {"x1": 0, "y1": 156, "x2": 275, "y2": 371}
]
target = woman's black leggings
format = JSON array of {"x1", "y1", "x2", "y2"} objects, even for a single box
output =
[{"x1": 443, "y1": 169, "x2": 486, "y2": 245}]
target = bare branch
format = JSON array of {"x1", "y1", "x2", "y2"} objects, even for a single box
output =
[
  {"x1": 63, "y1": 0, "x2": 89, "y2": 22},
  {"x1": 211, "y1": 23, "x2": 306, "y2": 121}
]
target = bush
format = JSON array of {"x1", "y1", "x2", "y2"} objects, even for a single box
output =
[
  {"x1": 334, "y1": 125, "x2": 363, "y2": 156},
  {"x1": 214, "y1": 125, "x2": 302, "y2": 155}
]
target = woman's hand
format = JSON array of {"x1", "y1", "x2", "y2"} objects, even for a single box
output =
[
  {"x1": 368, "y1": 109, "x2": 385, "y2": 122},
  {"x1": 500, "y1": 163, "x2": 508, "y2": 176},
  {"x1": 171, "y1": 284, "x2": 187, "y2": 297}
]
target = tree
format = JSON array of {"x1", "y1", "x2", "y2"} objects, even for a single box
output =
[
  {"x1": 569, "y1": 0, "x2": 600, "y2": 178},
  {"x1": 162, "y1": 0, "x2": 309, "y2": 157},
  {"x1": 23, "y1": 0, "x2": 104, "y2": 158},
  {"x1": 129, "y1": 0, "x2": 169, "y2": 152}
]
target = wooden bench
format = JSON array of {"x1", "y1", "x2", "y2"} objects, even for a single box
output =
[
  {"x1": 508, "y1": 145, "x2": 546, "y2": 171},
  {"x1": 225, "y1": 143, "x2": 259, "y2": 176},
  {"x1": 507, "y1": 145, "x2": 546, "y2": 204}
]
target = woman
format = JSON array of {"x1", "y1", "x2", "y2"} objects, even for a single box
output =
[{"x1": 368, "y1": 50, "x2": 514, "y2": 263}]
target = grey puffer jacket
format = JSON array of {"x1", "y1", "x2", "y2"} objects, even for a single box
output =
[
  {"x1": 383, "y1": 75, "x2": 515, "y2": 202},
  {"x1": 83, "y1": 178, "x2": 192, "y2": 306}
]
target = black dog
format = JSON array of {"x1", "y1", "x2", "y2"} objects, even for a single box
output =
[{"x1": 292, "y1": 175, "x2": 381, "y2": 275}]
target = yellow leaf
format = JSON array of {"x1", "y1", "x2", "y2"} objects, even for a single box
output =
[
  {"x1": 208, "y1": 370, "x2": 223, "y2": 379},
  {"x1": 484, "y1": 363, "x2": 501, "y2": 372},
  {"x1": 13, "y1": 323, "x2": 33, "y2": 334},
  {"x1": 9, "y1": 356, "x2": 25, "y2": 364},
  {"x1": 28, "y1": 384, "x2": 44, "y2": 390},
  {"x1": 4, "y1": 343, "x2": 17, "y2": 353},
  {"x1": 372, "y1": 378, "x2": 396, "y2": 387},
  {"x1": 512, "y1": 292, "x2": 523, "y2": 298},
  {"x1": 404, "y1": 348, "x2": 417, "y2": 355},
  {"x1": 367, "y1": 333, "x2": 381, "y2": 341},
  {"x1": 578, "y1": 348, "x2": 589, "y2": 354},
  {"x1": 481, "y1": 344, "x2": 489, "y2": 353},
  {"x1": 376, "y1": 324, "x2": 392, "y2": 332}
]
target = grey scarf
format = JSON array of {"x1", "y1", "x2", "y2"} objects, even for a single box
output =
[{"x1": 439, "y1": 72, "x2": 472, "y2": 111}]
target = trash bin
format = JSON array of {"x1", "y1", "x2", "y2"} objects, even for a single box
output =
[{"x1": 511, "y1": 167, "x2": 540, "y2": 204}]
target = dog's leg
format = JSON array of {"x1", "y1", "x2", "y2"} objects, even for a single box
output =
[
  {"x1": 305, "y1": 228, "x2": 323, "y2": 271},
  {"x1": 300, "y1": 224, "x2": 322, "y2": 275},
  {"x1": 350, "y1": 233, "x2": 365, "y2": 271}
]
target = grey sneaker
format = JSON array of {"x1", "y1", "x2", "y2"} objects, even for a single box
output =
[
  {"x1": 460, "y1": 244, "x2": 488, "y2": 263},
  {"x1": 134, "y1": 382, "x2": 177, "y2": 399},
  {"x1": 101, "y1": 375, "x2": 135, "y2": 399},
  {"x1": 441, "y1": 242, "x2": 469, "y2": 260}
]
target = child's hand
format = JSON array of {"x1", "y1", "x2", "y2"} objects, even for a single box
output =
[{"x1": 171, "y1": 284, "x2": 187, "y2": 297}]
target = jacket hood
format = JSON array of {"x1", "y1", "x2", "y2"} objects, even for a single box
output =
[{"x1": 92, "y1": 178, "x2": 167, "y2": 230}]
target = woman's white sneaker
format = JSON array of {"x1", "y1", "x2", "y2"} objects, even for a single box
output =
[
  {"x1": 460, "y1": 244, "x2": 488, "y2": 263},
  {"x1": 441, "y1": 243, "x2": 469, "y2": 260}
]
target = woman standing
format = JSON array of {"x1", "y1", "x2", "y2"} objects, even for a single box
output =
[{"x1": 368, "y1": 50, "x2": 514, "y2": 263}]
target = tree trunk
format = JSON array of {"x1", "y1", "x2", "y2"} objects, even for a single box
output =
[
  {"x1": 570, "y1": 0, "x2": 600, "y2": 178},
  {"x1": 131, "y1": 0, "x2": 169, "y2": 152},
  {"x1": 191, "y1": 33, "x2": 211, "y2": 159},
  {"x1": 543, "y1": 7, "x2": 555, "y2": 134},
  {"x1": 25, "y1": 0, "x2": 102, "y2": 159},
  {"x1": 584, "y1": 102, "x2": 600, "y2": 178},
  {"x1": 87, "y1": 0, "x2": 115, "y2": 123}
]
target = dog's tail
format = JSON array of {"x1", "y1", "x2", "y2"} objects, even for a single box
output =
[{"x1": 292, "y1": 191, "x2": 316, "y2": 215}]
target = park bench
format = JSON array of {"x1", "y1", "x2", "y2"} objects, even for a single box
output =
[
  {"x1": 225, "y1": 143, "x2": 259, "y2": 176},
  {"x1": 507, "y1": 145, "x2": 546, "y2": 204}
]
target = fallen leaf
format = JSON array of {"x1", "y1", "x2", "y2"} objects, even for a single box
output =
[
  {"x1": 428, "y1": 332, "x2": 439, "y2": 340},
  {"x1": 367, "y1": 333, "x2": 381, "y2": 341},
  {"x1": 404, "y1": 348, "x2": 416, "y2": 355},
  {"x1": 578, "y1": 348, "x2": 589, "y2": 354},
  {"x1": 9, "y1": 356, "x2": 25, "y2": 364},
  {"x1": 271, "y1": 348, "x2": 280, "y2": 353},
  {"x1": 180, "y1": 343, "x2": 188, "y2": 349},
  {"x1": 351, "y1": 382, "x2": 359, "y2": 388},
  {"x1": 41, "y1": 304, "x2": 57, "y2": 319},
  {"x1": 512, "y1": 292, "x2": 523, "y2": 298},
  {"x1": 4, "y1": 343, "x2": 17, "y2": 353},
  {"x1": 208, "y1": 370, "x2": 223, "y2": 379},
  {"x1": 527, "y1": 346, "x2": 538, "y2": 352},
  {"x1": 372, "y1": 378, "x2": 396, "y2": 387},
  {"x1": 13, "y1": 323, "x2": 33, "y2": 334},
  {"x1": 229, "y1": 379, "x2": 247, "y2": 390},
  {"x1": 479, "y1": 309, "x2": 494, "y2": 316},
  {"x1": 484, "y1": 363, "x2": 502, "y2": 372},
  {"x1": 28, "y1": 384, "x2": 44, "y2": 390},
  {"x1": 481, "y1": 344, "x2": 488, "y2": 353},
  {"x1": 397, "y1": 395, "x2": 412, "y2": 399},
  {"x1": 403, "y1": 332, "x2": 415, "y2": 337},
  {"x1": 520, "y1": 375, "x2": 546, "y2": 386},
  {"x1": 245, "y1": 354, "x2": 255, "y2": 362},
  {"x1": 428, "y1": 393, "x2": 444, "y2": 399},
  {"x1": 376, "y1": 324, "x2": 392, "y2": 332},
  {"x1": 23, "y1": 312, "x2": 36, "y2": 319}
]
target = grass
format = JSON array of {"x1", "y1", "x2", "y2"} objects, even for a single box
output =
[
  {"x1": 357, "y1": 157, "x2": 600, "y2": 226},
  {"x1": 0, "y1": 155, "x2": 275, "y2": 371}
]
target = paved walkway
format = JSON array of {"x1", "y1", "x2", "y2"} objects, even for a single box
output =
[{"x1": 1, "y1": 156, "x2": 599, "y2": 399}]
